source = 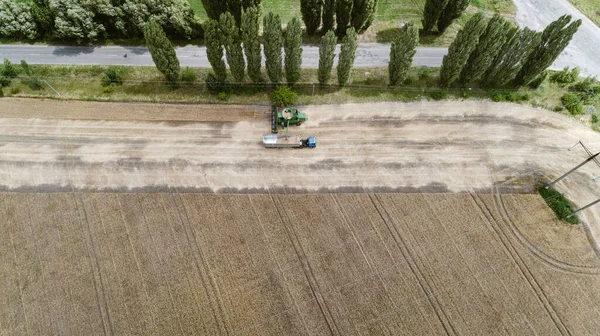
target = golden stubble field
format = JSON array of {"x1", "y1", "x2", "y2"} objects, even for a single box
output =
[{"x1": 1, "y1": 192, "x2": 600, "y2": 335}]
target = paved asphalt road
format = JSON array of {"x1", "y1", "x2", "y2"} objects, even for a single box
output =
[
  {"x1": 514, "y1": 0, "x2": 600, "y2": 77},
  {"x1": 0, "y1": 0, "x2": 597, "y2": 73},
  {"x1": 0, "y1": 44, "x2": 448, "y2": 68}
]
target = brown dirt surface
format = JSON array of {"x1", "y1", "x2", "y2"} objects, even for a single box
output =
[
  {"x1": 1, "y1": 192, "x2": 599, "y2": 335},
  {"x1": 3, "y1": 99, "x2": 600, "y2": 248},
  {"x1": 0, "y1": 98, "x2": 266, "y2": 122}
]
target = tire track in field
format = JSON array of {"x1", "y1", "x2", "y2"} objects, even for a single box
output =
[
  {"x1": 495, "y1": 192, "x2": 600, "y2": 275},
  {"x1": 168, "y1": 190, "x2": 229, "y2": 335},
  {"x1": 24, "y1": 196, "x2": 56, "y2": 335},
  {"x1": 72, "y1": 193, "x2": 114, "y2": 336},
  {"x1": 136, "y1": 195, "x2": 186, "y2": 335},
  {"x1": 369, "y1": 194, "x2": 457, "y2": 336},
  {"x1": 470, "y1": 193, "x2": 570, "y2": 336},
  {"x1": 270, "y1": 194, "x2": 340, "y2": 336},
  {"x1": 1, "y1": 196, "x2": 31, "y2": 335}
]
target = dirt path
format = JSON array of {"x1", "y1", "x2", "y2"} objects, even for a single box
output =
[{"x1": 2, "y1": 98, "x2": 600, "y2": 247}]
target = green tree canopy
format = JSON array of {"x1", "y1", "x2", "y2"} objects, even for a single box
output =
[
  {"x1": 318, "y1": 30, "x2": 337, "y2": 85},
  {"x1": 285, "y1": 17, "x2": 303, "y2": 84},
  {"x1": 144, "y1": 20, "x2": 181, "y2": 86},
  {"x1": 440, "y1": 12, "x2": 488, "y2": 87},
  {"x1": 389, "y1": 22, "x2": 419, "y2": 86},
  {"x1": 515, "y1": 15, "x2": 582, "y2": 86}
]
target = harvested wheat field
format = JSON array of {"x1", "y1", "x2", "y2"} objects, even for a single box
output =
[{"x1": 2, "y1": 192, "x2": 600, "y2": 335}]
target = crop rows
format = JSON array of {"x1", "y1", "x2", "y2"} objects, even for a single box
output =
[{"x1": 1, "y1": 192, "x2": 600, "y2": 335}]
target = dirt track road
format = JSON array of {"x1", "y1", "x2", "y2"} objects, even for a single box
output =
[{"x1": 2, "y1": 98, "x2": 600, "y2": 245}]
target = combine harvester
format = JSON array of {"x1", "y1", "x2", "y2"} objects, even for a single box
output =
[
  {"x1": 271, "y1": 106, "x2": 307, "y2": 133},
  {"x1": 265, "y1": 106, "x2": 316, "y2": 148}
]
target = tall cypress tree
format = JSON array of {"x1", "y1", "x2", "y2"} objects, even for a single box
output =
[
  {"x1": 322, "y1": 0, "x2": 336, "y2": 32},
  {"x1": 515, "y1": 15, "x2": 582, "y2": 86},
  {"x1": 482, "y1": 27, "x2": 541, "y2": 87},
  {"x1": 204, "y1": 19, "x2": 228, "y2": 82},
  {"x1": 144, "y1": 20, "x2": 181, "y2": 86},
  {"x1": 202, "y1": 0, "x2": 262, "y2": 24},
  {"x1": 241, "y1": 7, "x2": 262, "y2": 82},
  {"x1": 337, "y1": 27, "x2": 358, "y2": 86},
  {"x1": 31, "y1": 0, "x2": 55, "y2": 37},
  {"x1": 389, "y1": 23, "x2": 419, "y2": 86},
  {"x1": 201, "y1": 0, "x2": 229, "y2": 20},
  {"x1": 285, "y1": 17, "x2": 303, "y2": 84},
  {"x1": 440, "y1": 13, "x2": 488, "y2": 87},
  {"x1": 220, "y1": 12, "x2": 246, "y2": 82},
  {"x1": 336, "y1": 0, "x2": 354, "y2": 37},
  {"x1": 351, "y1": 0, "x2": 376, "y2": 33},
  {"x1": 422, "y1": 0, "x2": 450, "y2": 33},
  {"x1": 460, "y1": 14, "x2": 511, "y2": 84},
  {"x1": 263, "y1": 12, "x2": 283, "y2": 83},
  {"x1": 301, "y1": 0, "x2": 323, "y2": 36},
  {"x1": 361, "y1": 0, "x2": 379, "y2": 33},
  {"x1": 437, "y1": 0, "x2": 469, "y2": 34},
  {"x1": 318, "y1": 30, "x2": 337, "y2": 85}
]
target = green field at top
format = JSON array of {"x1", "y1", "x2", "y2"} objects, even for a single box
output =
[
  {"x1": 567, "y1": 0, "x2": 600, "y2": 27},
  {"x1": 188, "y1": 0, "x2": 515, "y2": 22}
]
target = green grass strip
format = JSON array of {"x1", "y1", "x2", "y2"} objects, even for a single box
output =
[{"x1": 536, "y1": 184, "x2": 579, "y2": 224}]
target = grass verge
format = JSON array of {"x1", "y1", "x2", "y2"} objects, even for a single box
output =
[
  {"x1": 1, "y1": 64, "x2": 598, "y2": 112},
  {"x1": 536, "y1": 184, "x2": 579, "y2": 224},
  {"x1": 567, "y1": 0, "x2": 600, "y2": 27}
]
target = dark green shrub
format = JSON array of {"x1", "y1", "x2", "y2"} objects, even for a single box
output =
[
  {"x1": 528, "y1": 71, "x2": 548, "y2": 89},
  {"x1": 0, "y1": 88, "x2": 3, "y2": 97},
  {"x1": 570, "y1": 76, "x2": 597, "y2": 93},
  {"x1": 592, "y1": 115, "x2": 598, "y2": 123},
  {"x1": 550, "y1": 66, "x2": 579, "y2": 84},
  {"x1": 561, "y1": 93, "x2": 578, "y2": 105},
  {"x1": 568, "y1": 103, "x2": 584, "y2": 115},
  {"x1": 270, "y1": 86, "x2": 298, "y2": 107},
  {"x1": 102, "y1": 85, "x2": 116, "y2": 94},
  {"x1": 217, "y1": 92, "x2": 228, "y2": 101},
  {"x1": 492, "y1": 92, "x2": 506, "y2": 102},
  {"x1": 430, "y1": 90, "x2": 447, "y2": 100},
  {"x1": 205, "y1": 72, "x2": 226, "y2": 93},
  {"x1": 181, "y1": 67, "x2": 197, "y2": 83},
  {"x1": 553, "y1": 105, "x2": 564, "y2": 112},
  {"x1": 101, "y1": 67, "x2": 124, "y2": 86},
  {"x1": 561, "y1": 93, "x2": 584, "y2": 115},
  {"x1": 2, "y1": 59, "x2": 18, "y2": 78},
  {"x1": 10, "y1": 87, "x2": 20, "y2": 94},
  {"x1": 461, "y1": 90, "x2": 471, "y2": 99},
  {"x1": 536, "y1": 184, "x2": 579, "y2": 224},
  {"x1": 21, "y1": 60, "x2": 43, "y2": 90},
  {"x1": 0, "y1": 76, "x2": 10, "y2": 87}
]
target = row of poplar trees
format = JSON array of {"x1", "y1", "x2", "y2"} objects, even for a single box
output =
[
  {"x1": 301, "y1": 0, "x2": 378, "y2": 36},
  {"x1": 203, "y1": 8, "x2": 361, "y2": 87},
  {"x1": 440, "y1": 13, "x2": 581, "y2": 88}
]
